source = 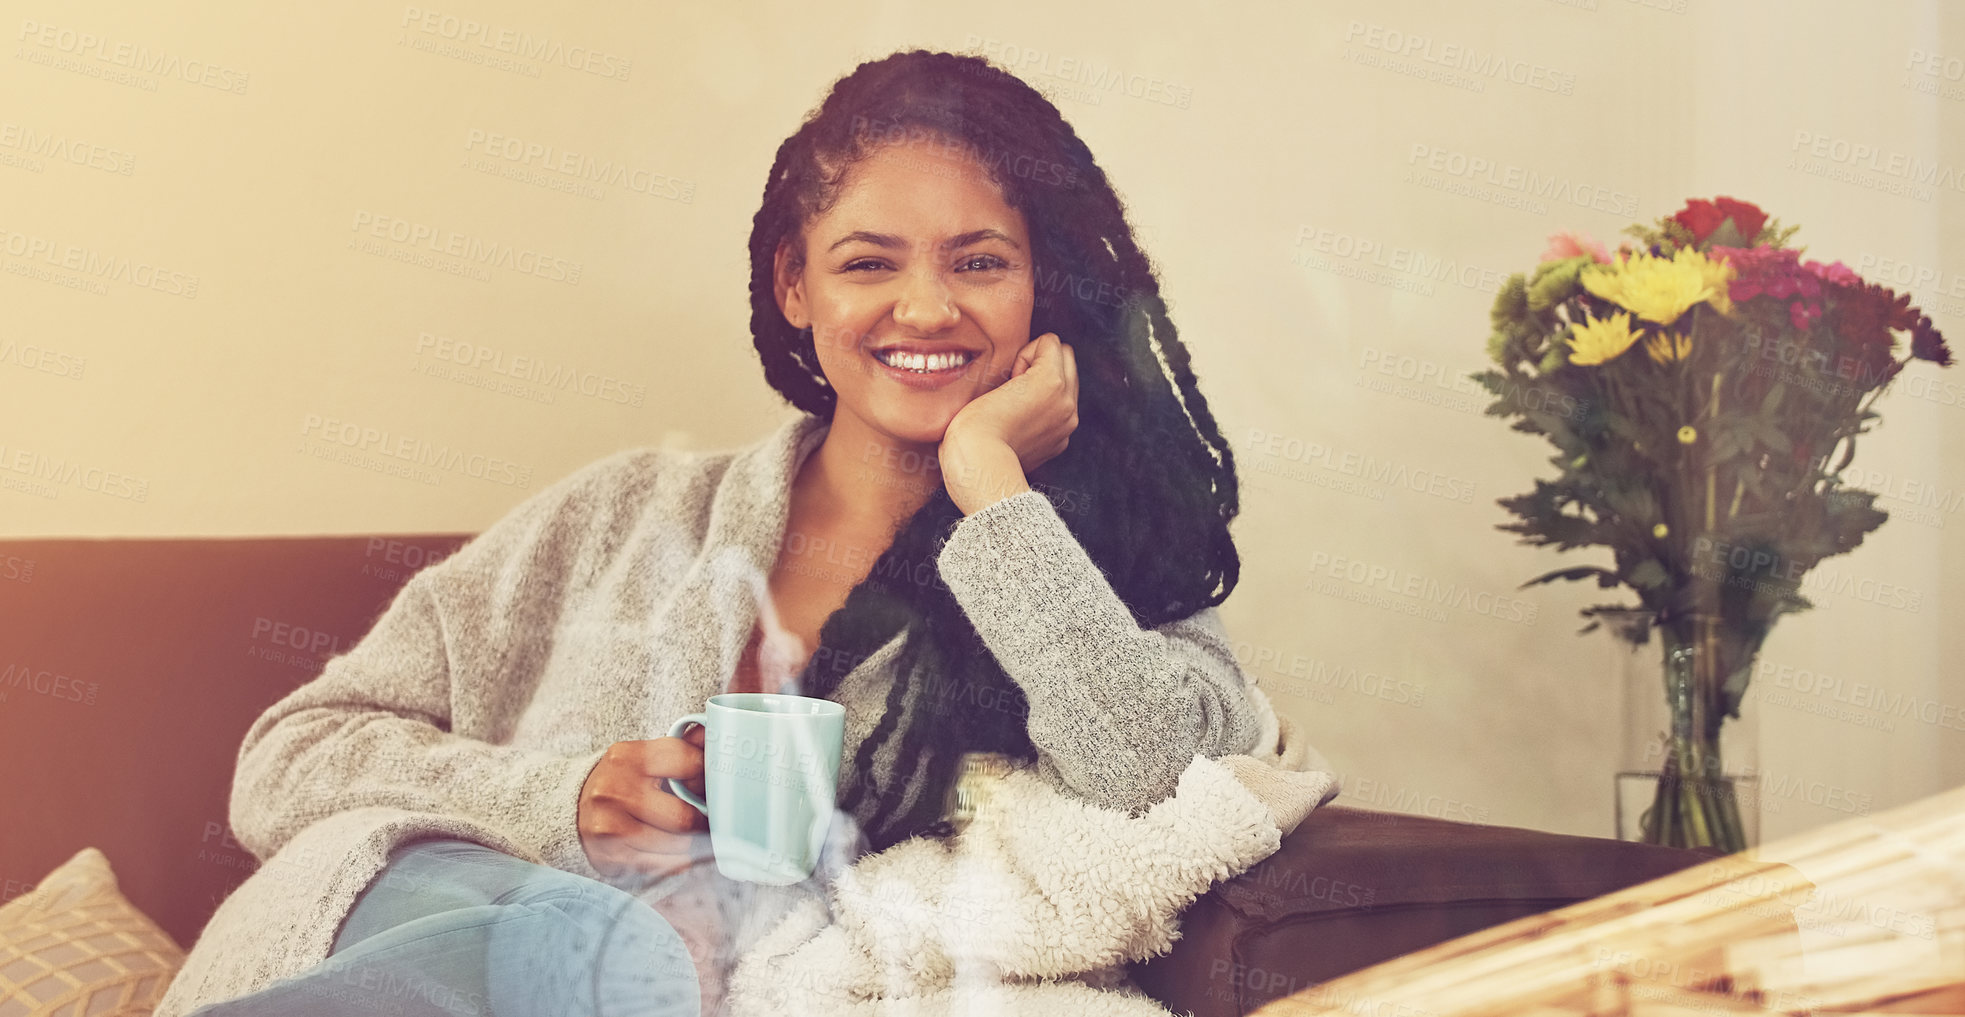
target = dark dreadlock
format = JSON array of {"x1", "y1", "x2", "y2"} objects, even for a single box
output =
[{"x1": 747, "y1": 49, "x2": 1242, "y2": 853}]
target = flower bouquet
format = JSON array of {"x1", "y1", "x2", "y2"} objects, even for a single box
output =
[{"x1": 1474, "y1": 197, "x2": 1952, "y2": 852}]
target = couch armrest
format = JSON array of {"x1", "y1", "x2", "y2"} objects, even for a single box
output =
[{"x1": 1128, "y1": 805, "x2": 1720, "y2": 1016}]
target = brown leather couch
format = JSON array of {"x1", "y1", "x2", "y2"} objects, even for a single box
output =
[{"x1": 0, "y1": 536, "x2": 1718, "y2": 1015}]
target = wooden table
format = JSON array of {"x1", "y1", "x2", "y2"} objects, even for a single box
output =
[{"x1": 1257, "y1": 785, "x2": 1965, "y2": 1016}]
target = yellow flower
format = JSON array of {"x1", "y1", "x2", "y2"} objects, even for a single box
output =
[
  {"x1": 1677, "y1": 426, "x2": 1697, "y2": 444},
  {"x1": 1690, "y1": 248, "x2": 1736, "y2": 317},
  {"x1": 1645, "y1": 331, "x2": 1693, "y2": 365},
  {"x1": 1580, "y1": 248, "x2": 1733, "y2": 326},
  {"x1": 1567, "y1": 310, "x2": 1642, "y2": 366},
  {"x1": 1652, "y1": 523, "x2": 1669, "y2": 538}
]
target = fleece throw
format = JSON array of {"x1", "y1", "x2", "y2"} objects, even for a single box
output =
[{"x1": 713, "y1": 683, "x2": 1338, "y2": 1017}]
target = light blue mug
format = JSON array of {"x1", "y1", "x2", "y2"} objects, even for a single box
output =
[{"x1": 665, "y1": 693, "x2": 846, "y2": 885}]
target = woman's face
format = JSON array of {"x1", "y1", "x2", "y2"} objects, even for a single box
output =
[{"x1": 775, "y1": 137, "x2": 1036, "y2": 448}]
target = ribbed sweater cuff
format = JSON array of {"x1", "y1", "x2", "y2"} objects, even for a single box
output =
[{"x1": 513, "y1": 747, "x2": 610, "y2": 881}]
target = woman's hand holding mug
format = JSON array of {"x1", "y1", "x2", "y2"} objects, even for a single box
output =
[{"x1": 578, "y1": 727, "x2": 713, "y2": 880}]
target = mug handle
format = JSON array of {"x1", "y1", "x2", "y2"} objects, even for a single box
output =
[{"x1": 664, "y1": 714, "x2": 710, "y2": 815}]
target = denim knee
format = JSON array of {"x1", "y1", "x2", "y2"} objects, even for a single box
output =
[{"x1": 494, "y1": 876, "x2": 699, "y2": 985}]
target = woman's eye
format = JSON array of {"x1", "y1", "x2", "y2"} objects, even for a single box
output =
[
  {"x1": 841, "y1": 254, "x2": 1008, "y2": 274},
  {"x1": 958, "y1": 254, "x2": 1009, "y2": 272}
]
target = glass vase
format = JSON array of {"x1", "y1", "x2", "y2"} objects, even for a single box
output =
[{"x1": 1607, "y1": 610, "x2": 1760, "y2": 853}]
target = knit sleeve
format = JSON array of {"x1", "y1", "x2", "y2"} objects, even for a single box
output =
[
  {"x1": 225, "y1": 450, "x2": 652, "y2": 882},
  {"x1": 933, "y1": 489, "x2": 1263, "y2": 815}
]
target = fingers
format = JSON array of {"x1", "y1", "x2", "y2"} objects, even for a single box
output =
[
  {"x1": 1011, "y1": 336, "x2": 1042, "y2": 379},
  {"x1": 581, "y1": 737, "x2": 721, "y2": 879},
  {"x1": 579, "y1": 771, "x2": 708, "y2": 879},
  {"x1": 580, "y1": 805, "x2": 706, "y2": 879},
  {"x1": 584, "y1": 825, "x2": 708, "y2": 881},
  {"x1": 1016, "y1": 333, "x2": 1062, "y2": 382},
  {"x1": 1037, "y1": 333, "x2": 1069, "y2": 379},
  {"x1": 1037, "y1": 335, "x2": 1075, "y2": 410},
  {"x1": 607, "y1": 737, "x2": 705, "y2": 782},
  {"x1": 583, "y1": 739, "x2": 711, "y2": 832},
  {"x1": 674, "y1": 729, "x2": 706, "y2": 796},
  {"x1": 590, "y1": 815, "x2": 708, "y2": 859},
  {"x1": 1011, "y1": 334, "x2": 1077, "y2": 452},
  {"x1": 622, "y1": 784, "x2": 710, "y2": 833}
]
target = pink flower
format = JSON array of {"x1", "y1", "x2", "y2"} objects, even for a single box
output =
[
  {"x1": 1711, "y1": 246, "x2": 1820, "y2": 303},
  {"x1": 1713, "y1": 245, "x2": 1843, "y2": 333},
  {"x1": 1805, "y1": 259, "x2": 1860, "y2": 288},
  {"x1": 1541, "y1": 230, "x2": 1610, "y2": 264}
]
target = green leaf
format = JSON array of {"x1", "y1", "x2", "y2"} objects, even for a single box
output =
[
  {"x1": 1760, "y1": 382, "x2": 1787, "y2": 415},
  {"x1": 1820, "y1": 488, "x2": 1890, "y2": 553},
  {"x1": 1538, "y1": 340, "x2": 1570, "y2": 375},
  {"x1": 1756, "y1": 422, "x2": 1793, "y2": 456},
  {"x1": 1709, "y1": 426, "x2": 1747, "y2": 462},
  {"x1": 1531, "y1": 411, "x2": 1582, "y2": 452},
  {"x1": 1491, "y1": 275, "x2": 1529, "y2": 329},
  {"x1": 1737, "y1": 463, "x2": 1769, "y2": 501},
  {"x1": 1520, "y1": 565, "x2": 1623, "y2": 589},
  {"x1": 1831, "y1": 434, "x2": 1858, "y2": 474},
  {"x1": 1581, "y1": 604, "x2": 1655, "y2": 644},
  {"x1": 1601, "y1": 484, "x2": 1660, "y2": 525},
  {"x1": 1485, "y1": 331, "x2": 1511, "y2": 367},
  {"x1": 1628, "y1": 559, "x2": 1669, "y2": 590},
  {"x1": 1707, "y1": 220, "x2": 1748, "y2": 250}
]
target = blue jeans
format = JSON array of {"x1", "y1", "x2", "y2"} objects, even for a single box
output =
[{"x1": 186, "y1": 839, "x2": 701, "y2": 1017}]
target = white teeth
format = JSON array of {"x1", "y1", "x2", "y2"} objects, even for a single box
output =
[{"x1": 874, "y1": 349, "x2": 974, "y2": 372}]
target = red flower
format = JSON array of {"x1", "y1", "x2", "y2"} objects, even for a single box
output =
[
  {"x1": 1672, "y1": 196, "x2": 1768, "y2": 244},
  {"x1": 1673, "y1": 199, "x2": 1727, "y2": 242},
  {"x1": 1712, "y1": 197, "x2": 1768, "y2": 243},
  {"x1": 1895, "y1": 297, "x2": 1954, "y2": 367},
  {"x1": 1912, "y1": 321, "x2": 1952, "y2": 366},
  {"x1": 1832, "y1": 282, "x2": 1907, "y2": 382}
]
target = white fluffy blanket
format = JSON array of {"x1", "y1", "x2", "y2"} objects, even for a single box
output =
[{"x1": 715, "y1": 684, "x2": 1338, "y2": 1016}]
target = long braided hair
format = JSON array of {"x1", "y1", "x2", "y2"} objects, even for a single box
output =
[{"x1": 748, "y1": 49, "x2": 1241, "y2": 852}]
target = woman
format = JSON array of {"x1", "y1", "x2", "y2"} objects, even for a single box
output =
[{"x1": 158, "y1": 48, "x2": 1262, "y2": 1017}]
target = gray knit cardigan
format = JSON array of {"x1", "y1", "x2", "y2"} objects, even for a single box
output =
[{"x1": 155, "y1": 410, "x2": 1265, "y2": 1015}]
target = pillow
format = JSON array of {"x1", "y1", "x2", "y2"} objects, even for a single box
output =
[{"x1": 0, "y1": 848, "x2": 185, "y2": 1017}]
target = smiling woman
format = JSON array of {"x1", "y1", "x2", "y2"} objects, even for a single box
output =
[
  {"x1": 775, "y1": 147, "x2": 1041, "y2": 441},
  {"x1": 771, "y1": 142, "x2": 1072, "y2": 516},
  {"x1": 742, "y1": 48, "x2": 1256, "y2": 856},
  {"x1": 159, "y1": 46, "x2": 1278, "y2": 1017}
]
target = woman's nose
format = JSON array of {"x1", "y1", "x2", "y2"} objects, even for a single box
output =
[{"x1": 891, "y1": 267, "x2": 960, "y2": 333}]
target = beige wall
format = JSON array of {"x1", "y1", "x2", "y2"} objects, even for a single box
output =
[{"x1": 5, "y1": 0, "x2": 1959, "y2": 841}]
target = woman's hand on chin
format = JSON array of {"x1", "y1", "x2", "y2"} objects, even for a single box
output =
[{"x1": 939, "y1": 332, "x2": 1079, "y2": 515}]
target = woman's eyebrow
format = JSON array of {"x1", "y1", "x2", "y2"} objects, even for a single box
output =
[
  {"x1": 826, "y1": 229, "x2": 1023, "y2": 253},
  {"x1": 945, "y1": 229, "x2": 1022, "y2": 251}
]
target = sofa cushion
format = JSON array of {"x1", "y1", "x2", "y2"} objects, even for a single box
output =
[
  {"x1": 1127, "y1": 804, "x2": 1717, "y2": 1016},
  {"x1": 0, "y1": 848, "x2": 185, "y2": 1017}
]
